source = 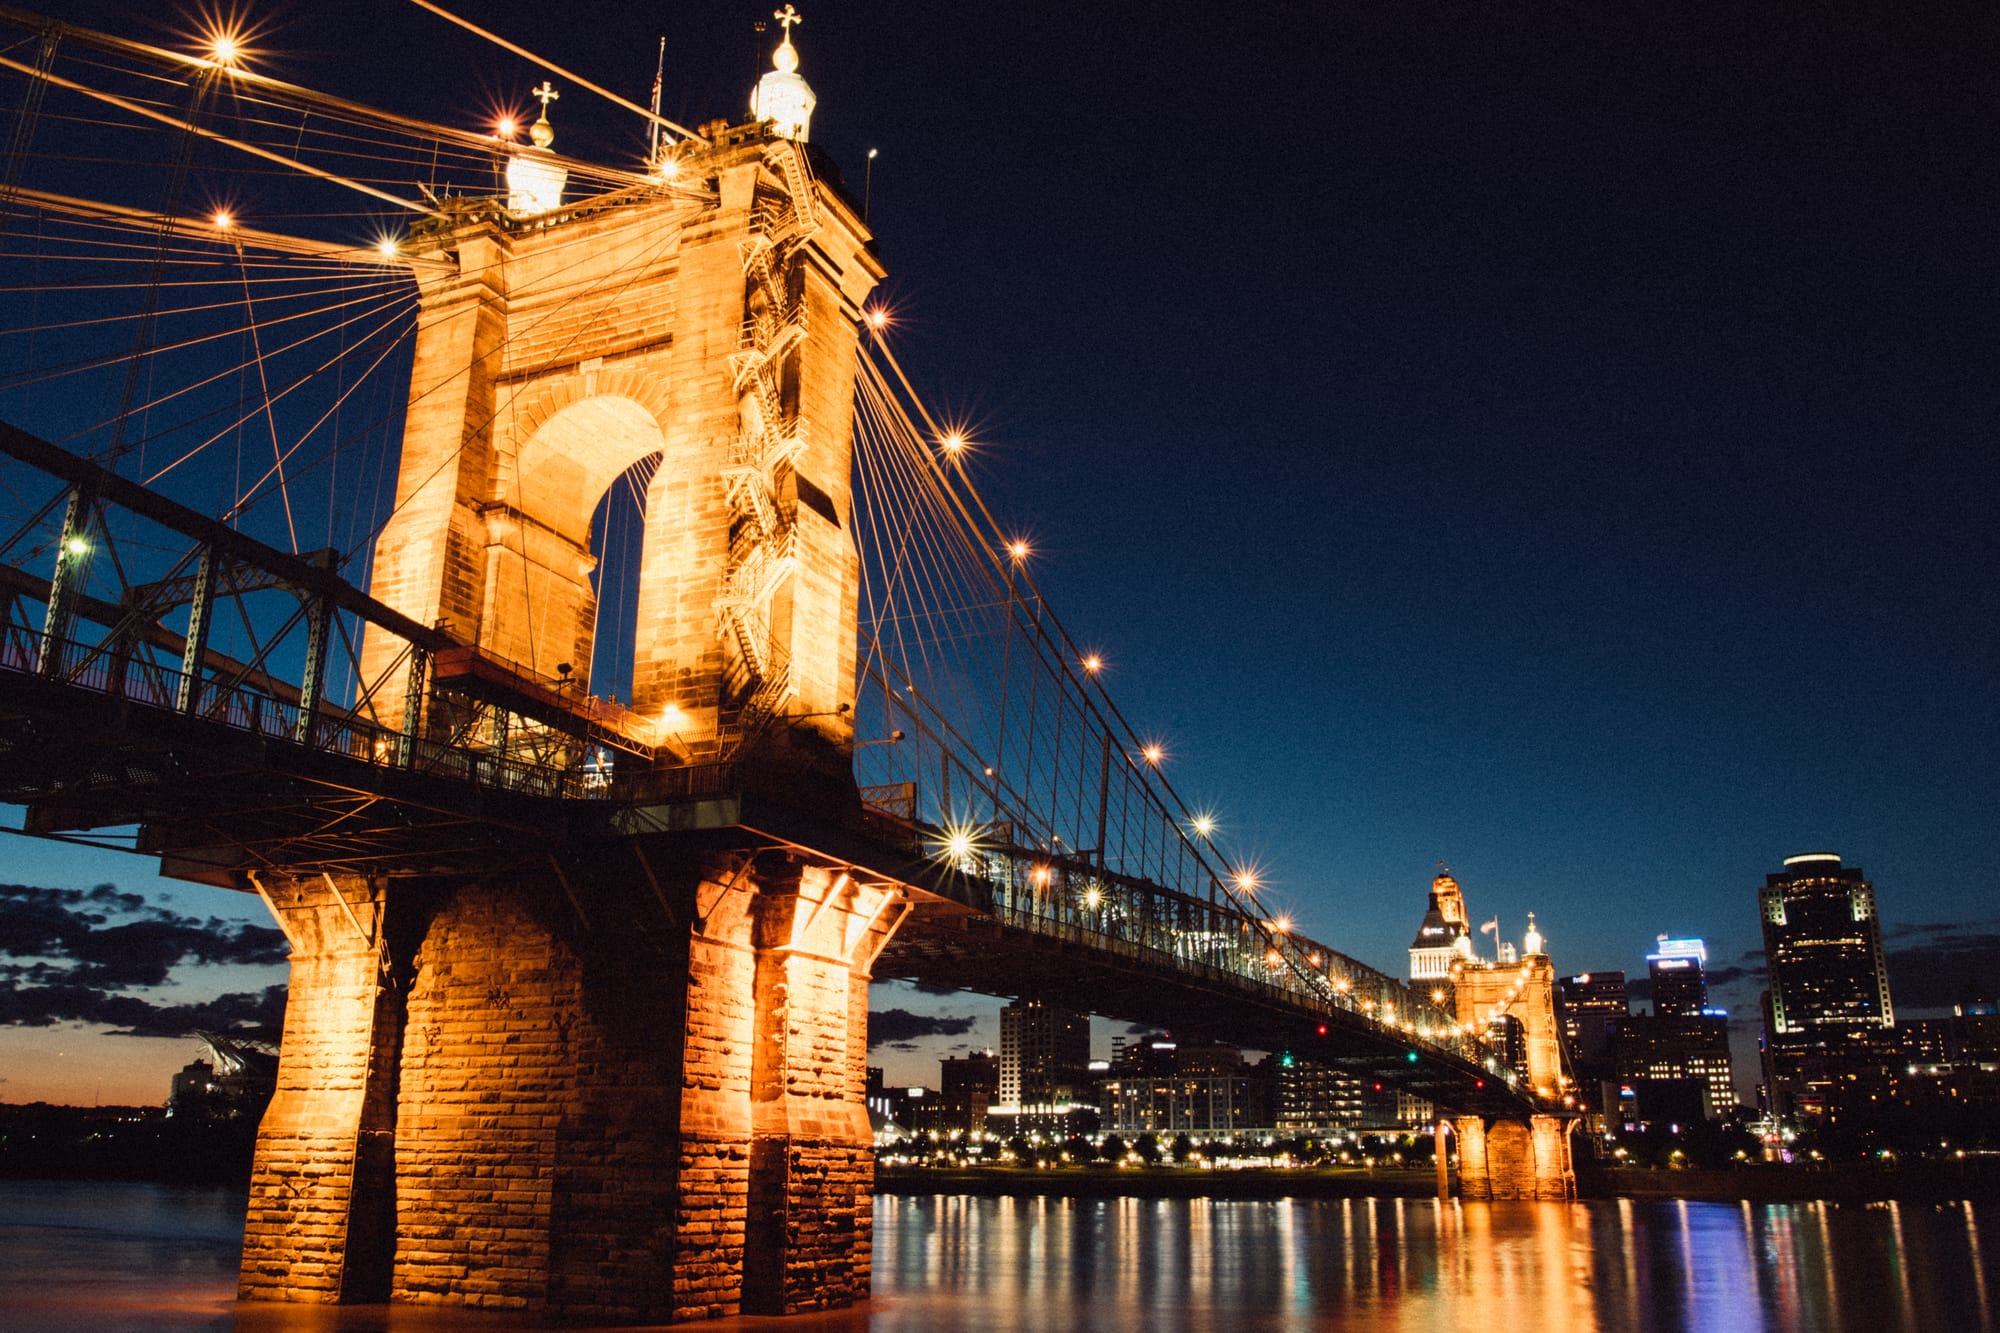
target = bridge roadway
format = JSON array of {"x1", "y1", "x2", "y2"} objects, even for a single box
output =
[
  {"x1": 0, "y1": 636, "x2": 1535, "y2": 1123},
  {"x1": 0, "y1": 419, "x2": 1542, "y2": 1119}
]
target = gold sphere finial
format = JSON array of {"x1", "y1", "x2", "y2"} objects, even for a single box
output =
[
  {"x1": 772, "y1": 5, "x2": 803, "y2": 72},
  {"x1": 530, "y1": 80, "x2": 559, "y2": 149}
]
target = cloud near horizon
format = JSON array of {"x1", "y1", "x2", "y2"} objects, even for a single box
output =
[
  {"x1": 868, "y1": 1007, "x2": 979, "y2": 1046},
  {"x1": 0, "y1": 882, "x2": 289, "y2": 1039},
  {"x1": 1639, "y1": 926, "x2": 1998, "y2": 1014}
]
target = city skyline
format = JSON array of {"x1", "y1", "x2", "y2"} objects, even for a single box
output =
[{"x1": 3, "y1": 1, "x2": 1995, "y2": 1105}]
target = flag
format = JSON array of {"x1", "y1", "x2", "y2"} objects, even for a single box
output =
[{"x1": 1479, "y1": 917, "x2": 1498, "y2": 936}]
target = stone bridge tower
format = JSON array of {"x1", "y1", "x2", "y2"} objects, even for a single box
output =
[
  {"x1": 239, "y1": 37, "x2": 917, "y2": 1326},
  {"x1": 1449, "y1": 918, "x2": 1575, "y2": 1199},
  {"x1": 357, "y1": 93, "x2": 880, "y2": 763}
]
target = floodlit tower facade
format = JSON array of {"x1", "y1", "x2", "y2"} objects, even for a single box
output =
[
  {"x1": 1409, "y1": 868, "x2": 1473, "y2": 989},
  {"x1": 358, "y1": 41, "x2": 881, "y2": 765}
]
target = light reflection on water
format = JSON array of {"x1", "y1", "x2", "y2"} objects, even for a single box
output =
[{"x1": 0, "y1": 1181, "x2": 1995, "y2": 1331}]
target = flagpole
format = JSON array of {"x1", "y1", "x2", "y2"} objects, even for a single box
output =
[{"x1": 649, "y1": 36, "x2": 666, "y2": 161}]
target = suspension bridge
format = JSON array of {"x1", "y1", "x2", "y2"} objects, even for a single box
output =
[{"x1": 0, "y1": 5, "x2": 1574, "y2": 1322}]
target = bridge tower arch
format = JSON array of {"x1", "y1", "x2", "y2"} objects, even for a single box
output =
[
  {"x1": 1450, "y1": 946, "x2": 1576, "y2": 1199},
  {"x1": 231, "y1": 97, "x2": 901, "y2": 1318},
  {"x1": 357, "y1": 126, "x2": 882, "y2": 759}
]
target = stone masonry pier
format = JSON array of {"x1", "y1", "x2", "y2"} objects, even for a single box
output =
[{"x1": 238, "y1": 846, "x2": 907, "y2": 1322}]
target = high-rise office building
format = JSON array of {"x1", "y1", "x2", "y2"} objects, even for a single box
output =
[
  {"x1": 1099, "y1": 1041, "x2": 1265, "y2": 1135},
  {"x1": 1648, "y1": 937, "x2": 1710, "y2": 1018},
  {"x1": 998, "y1": 999, "x2": 1091, "y2": 1110},
  {"x1": 938, "y1": 1053, "x2": 998, "y2": 1135},
  {"x1": 1555, "y1": 970, "x2": 1630, "y2": 1063},
  {"x1": 1759, "y1": 853, "x2": 1896, "y2": 1118},
  {"x1": 1615, "y1": 1012, "x2": 1736, "y2": 1121},
  {"x1": 1271, "y1": 1053, "x2": 1366, "y2": 1133},
  {"x1": 1760, "y1": 854, "x2": 1894, "y2": 1036}
]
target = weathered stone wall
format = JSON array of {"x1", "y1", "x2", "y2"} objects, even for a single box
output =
[
  {"x1": 1454, "y1": 1113, "x2": 1575, "y2": 1201},
  {"x1": 238, "y1": 846, "x2": 893, "y2": 1323},
  {"x1": 239, "y1": 872, "x2": 398, "y2": 1302},
  {"x1": 1451, "y1": 954, "x2": 1563, "y2": 1094},
  {"x1": 356, "y1": 231, "x2": 511, "y2": 726},
  {"x1": 358, "y1": 131, "x2": 880, "y2": 756}
]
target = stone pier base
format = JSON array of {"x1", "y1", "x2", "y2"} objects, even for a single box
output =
[
  {"x1": 237, "y1": 847, "x2": 905, "y2": 1323},
  {"x1": 1453, "y1": 1114, "x2": 1575, "y2": 1200}
]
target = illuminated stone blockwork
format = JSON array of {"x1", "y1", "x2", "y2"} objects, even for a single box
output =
[
  {"x1": 357, "y1": 124, "x2": 881, "y2": 756},
  {"x1": 1452, "y1": 952, "x2": 1563, "y2": 1096},
  {"x1": 1448, "y1": 951, "x2": 1575, "y2": 1200},
  {"x1": 1453, "y1": 1113, "x2": 1575, "y2": 1201},
  {"x1": 238, "y1": 872, "x2": 399, "y2": 1302},
  {"x1": 237, "y1": 850, "x2": 902, "y2": 1322}
]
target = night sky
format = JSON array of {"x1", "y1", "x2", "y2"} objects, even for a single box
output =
[{"x1": 4, "y1": 1, "x2": 1996, "y2": 1102}]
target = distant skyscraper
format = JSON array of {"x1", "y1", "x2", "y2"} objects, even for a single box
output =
[
  {"x1": 1648, "y1": 936, "x2": 1710, "y2": 1017},
  {"x1": 1555, "y1": 970, "x2": 1630, "y2": 1062},
  {"x1": 1760, "y1": 854, "x2": 1894, "y2": 1036},
  {"x1": 1615, "y1": 1012, "x2": 1737, "y2": 1121},
  {"x1": 938, "y1": 1053, "x2": 998, "y2": 1134},
  {"x1": 1271, "y1": 1053, "x2": 1365, "y2": 1133},
  {"x1": 1760, "y1": 853, "x2": 1896, "y2": 1119},
  {"x1": 998, "y1": 999, "x2": 1090, "y2": 1110}
]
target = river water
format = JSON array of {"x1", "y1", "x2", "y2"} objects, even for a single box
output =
[{"x1": 1, "y1": 1180, "x2": 1993, "y2": 1331}]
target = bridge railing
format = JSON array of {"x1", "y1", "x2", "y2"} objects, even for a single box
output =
[
  {"x1": 946, "y1": 837, "x2": 1510, "y2": 1078},
  {"x1": 7, "y1": 630, "x2": 607, "y2": 802}
]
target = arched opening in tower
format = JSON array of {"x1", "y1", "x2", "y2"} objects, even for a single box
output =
[{"x1": 586, "y1": 451, "x2": 662, "y2": 707}]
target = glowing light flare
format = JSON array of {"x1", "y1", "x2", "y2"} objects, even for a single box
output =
[
  {"x1": 1271, "y1": 916, "x2": 1291, "y2": 934},
  {"x1": 375, "y1": 237, "x2": 399, "y2": 259},
  {"x1": 1231, "y1": 867, "x2": 1260, "y2": 894},
  {"x1": 1189, "y1": 812, "x2": 1217, "y2": 839},
  {"x1": 939, "y1": 431, "x2": 967, "y2": 455},
  {"x1": 936, "y1": 823, "x2": 979, "y2": 862},
  {"x1": 204, "y1": 28, "x2": 244, "y2": 68},
  {"x1": 1007, "y1": 539, "x2": 1030, "y2": 561},
  {"x1": 211, "y1": 209, "x2": 233, "y2": 230},
  {"x1": 1141, "y1": 743, "x2": 1164, "y2": 766},
  {"x1": 866, "y1": 307, "x2": 889, "y2": 330},
  {"x1": 496, "y1": 116, "x2": 519, "y2": 139},
  {"x1": 1082, "y1": 886, "x2": 1103, "y2": 909},
  {"x1": 62, "y1": 536, "x2": 89, "y2": 557},
  {"x1": 1031, "y1": 865, "x2": 1051, "y2": 887}
]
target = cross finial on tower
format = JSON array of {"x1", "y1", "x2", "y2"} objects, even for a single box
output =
[
  {"x1": 529, "y1": 81, "x2": 559, "y2": 149},
  {"x1": 774, "y1": 5, "x2": 803, "y2": 37}
]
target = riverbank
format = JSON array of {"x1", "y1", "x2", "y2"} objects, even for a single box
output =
[
  {"x1": 877, "y1": 1164, "x2": 1447, "y2": 1199},
  {"x1": 1591, "y1": 1161, "x2": 2000, "y2": 1203},
  {"x1": 877, "y1": 1161, "x2": 2000, "y2": 1202}
]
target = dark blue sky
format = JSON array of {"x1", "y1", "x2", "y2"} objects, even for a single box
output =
[{"x1": 13, "y1": 1, "x2": 2000, "y2": 1095}]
